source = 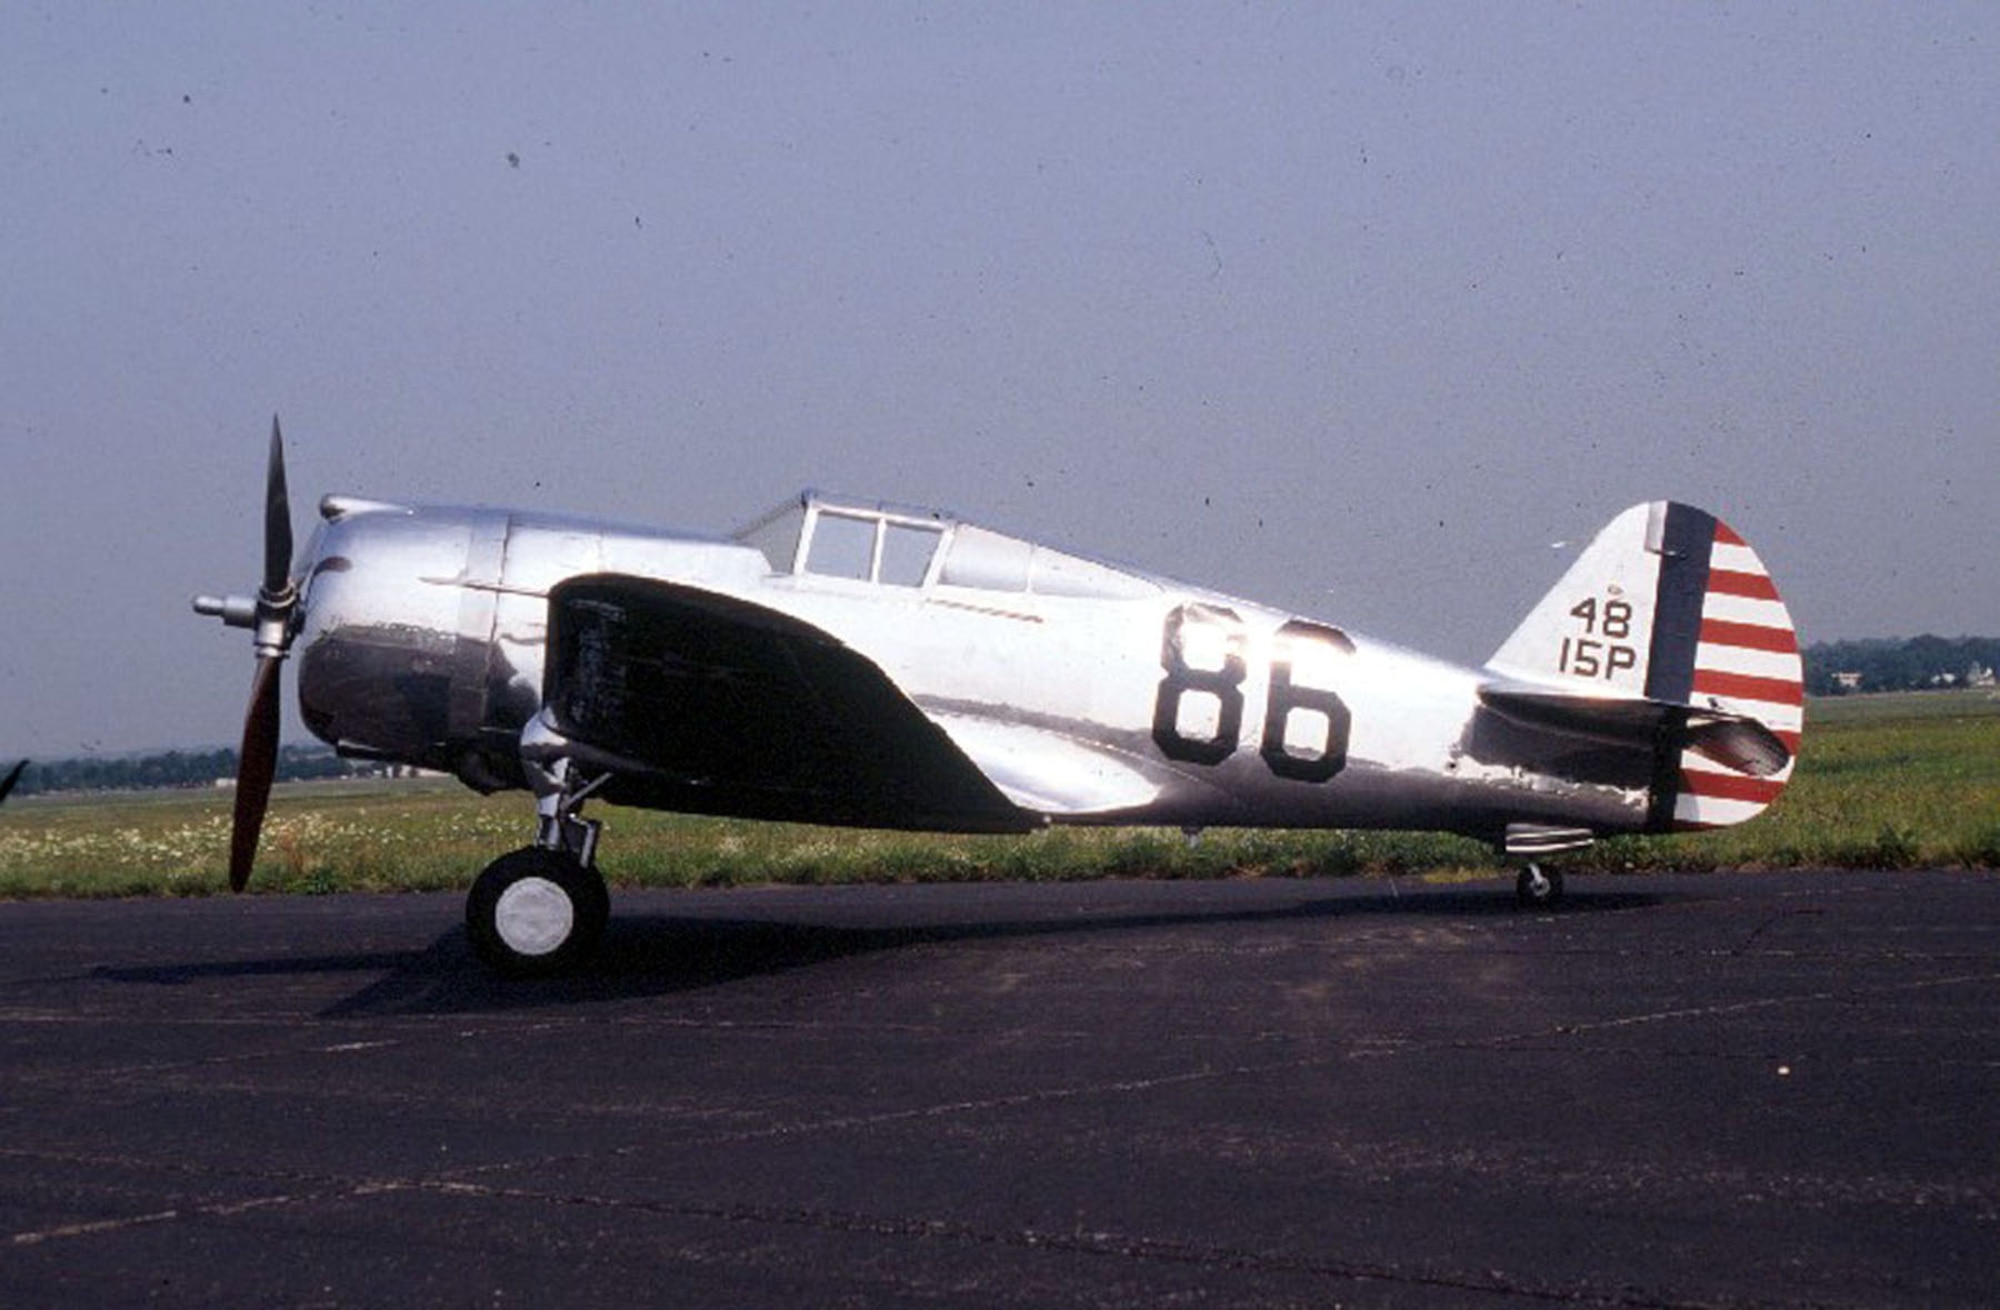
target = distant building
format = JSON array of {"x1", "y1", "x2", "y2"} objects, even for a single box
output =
[{"x1": 1832, "y1": 671, "x2": 1864, "y2": 692}]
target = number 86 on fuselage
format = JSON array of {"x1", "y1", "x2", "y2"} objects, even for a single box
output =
[{"x1": 1150, "y1": 604, "x2": 1353, "y2": 783}]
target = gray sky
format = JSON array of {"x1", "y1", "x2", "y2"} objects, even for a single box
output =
[{"x1": 3, "y1": 3, "x2": 1996, "y2": 760}]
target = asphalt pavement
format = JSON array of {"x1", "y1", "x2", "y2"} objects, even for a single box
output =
[{"x1": 1, "y1": 870, "x2": 1996, "y2": 1307}]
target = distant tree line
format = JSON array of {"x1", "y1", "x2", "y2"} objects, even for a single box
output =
[
  {"x1": 4, "y1": 745, "x2": 369, "y2": 798},
  {"x1": 1803, "y1": 635, "x2": 2000, "y2": 697}
]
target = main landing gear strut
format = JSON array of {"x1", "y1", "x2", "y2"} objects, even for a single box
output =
[{"x1": 465, "y1": 744, "x2": 612, "y2": 977}]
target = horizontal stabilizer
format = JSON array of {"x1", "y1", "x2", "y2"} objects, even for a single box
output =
[
  {"x1": 1682, "y1": 715, "x2": 1790, "y2": 779},
  {"x1": 1479, "y1": 685, "x2": 1792, "y2": 779}
]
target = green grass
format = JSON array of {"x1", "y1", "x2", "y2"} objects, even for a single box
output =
[{"x1": 3, "y1": 690, "x2": 1996, "y2": 897}]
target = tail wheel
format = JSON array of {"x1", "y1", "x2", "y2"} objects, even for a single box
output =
[
  {"x1": 466, "y1": 847, "x2": 609, "y2": 977},
  {"x1": 1516, "y1": 862, "x2": 1565, "y2": 908}
]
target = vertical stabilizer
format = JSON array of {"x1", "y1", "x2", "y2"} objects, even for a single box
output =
[{"x1": 1487, "y1": 502, "x2": 1801, "y2": 831}]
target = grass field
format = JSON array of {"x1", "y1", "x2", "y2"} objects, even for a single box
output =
[{"x1": 3, "y1": 690, "x2": 1996, "y2": 898}]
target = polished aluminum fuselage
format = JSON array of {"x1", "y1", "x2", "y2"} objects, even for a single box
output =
[{"x1": 293, "y1": 496, "x2": 1653, "y2": 841}]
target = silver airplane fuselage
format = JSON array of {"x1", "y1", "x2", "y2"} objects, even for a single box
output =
[{"x1": 292, "y1": 492, "x2": 1652, "y2": 845}]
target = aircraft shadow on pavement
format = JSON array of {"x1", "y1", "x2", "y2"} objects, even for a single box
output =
[{"x1": 93, "y1": 884, "x2": 1665, "y2": 1018}]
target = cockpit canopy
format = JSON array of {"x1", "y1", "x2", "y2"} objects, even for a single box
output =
[{"x1": 734, "y1": 491, "x2": 1160, "y2": 600}]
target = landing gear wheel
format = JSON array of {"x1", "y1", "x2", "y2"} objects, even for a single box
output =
[
  {"x1": 466, "y1": 847, "x2": 609, "y2": 977},
  {"x1": 1515, "y1": 862, "x2": 1565, "y2": 908}
]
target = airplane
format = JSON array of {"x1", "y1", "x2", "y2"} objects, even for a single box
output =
[{"x1": 196, "y1": 419, "x2": 1802, "y2": 976}]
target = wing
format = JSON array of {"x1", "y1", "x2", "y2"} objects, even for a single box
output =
[{"x1": 541, "y1": 575, "x2": 1036, "y2": 833}]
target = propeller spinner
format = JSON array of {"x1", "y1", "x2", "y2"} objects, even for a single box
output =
[{"x1": 193, "y1": 417, "x2": 301, "y2": 891}]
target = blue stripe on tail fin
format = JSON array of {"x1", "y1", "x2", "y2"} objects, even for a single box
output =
[{"x1": 1642, "y1": 503, "x2": 1715, "y2": 704}]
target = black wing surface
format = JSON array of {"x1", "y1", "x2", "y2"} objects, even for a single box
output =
[{"x1": 543, "y1": 576, "x2": 1035, "y2": 833}]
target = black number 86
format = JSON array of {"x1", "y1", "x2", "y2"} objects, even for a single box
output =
[{"x1": 1152, "y1": 606, "x2": 1351, "y2": 781}]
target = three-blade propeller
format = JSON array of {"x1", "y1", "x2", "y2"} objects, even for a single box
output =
[
  {"x1": 193, "y1": 418, "x2": 301, "y2": 891},
  {"x1": 0, "y1": 759, "x2": 26, "y2": 806}
]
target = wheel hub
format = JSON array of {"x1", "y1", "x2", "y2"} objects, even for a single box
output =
[{"x1": 493, "y1": 876, "x2": 574, "y2": 956}]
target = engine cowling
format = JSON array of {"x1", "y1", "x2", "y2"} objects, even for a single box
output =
[{"x1": 295, "y1": 498, "x2": 533, "y2": 789}]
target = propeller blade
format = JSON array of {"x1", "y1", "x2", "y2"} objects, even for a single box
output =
[
  {"x1": 0, "y1": 759, "x2": 25, "y2": 805},
  {"x1": 263, "y1": 416, "x2": 293, "y2": 599},
  {"x1": 229, "y1": 656, "x2": 283, "y2": 892}
]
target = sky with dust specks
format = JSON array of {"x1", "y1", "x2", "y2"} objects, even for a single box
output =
[{"x1": 3, "y1": 3, "x2": 1996, "y2": 760}]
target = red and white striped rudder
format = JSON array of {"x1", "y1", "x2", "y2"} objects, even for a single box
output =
[{"x1": 1666, "y1": 515, "x2": 1802, "y2": 829}]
